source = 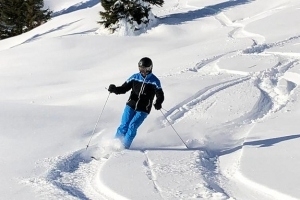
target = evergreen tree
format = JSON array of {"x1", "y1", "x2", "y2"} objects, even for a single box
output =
[
  {"x1": 144, "y1": 0, "x2": 164, "y2": 6},
  {"x1": 99, "y1": 0, "x2": 164, "y2": 33},
  {"x1": 0, "y1": 0, "x2": 25, "y2": 39},
  {"x1": 22, "y1": 0, "x2": 52, "y2": 32},
  {"x1": 0, "y1": 0, "x2": 52, "y2": 40}
]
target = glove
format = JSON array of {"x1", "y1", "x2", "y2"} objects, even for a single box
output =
[
  {"x1": 108, "y1": 84, "x2": 116, "y2": 93},
  {"x1": 154, "y1": 102, "x2": 162, "y2": 110}
]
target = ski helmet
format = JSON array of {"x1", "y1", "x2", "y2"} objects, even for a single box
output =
[
  {"x1": 138, "y1": 57, "x2": 153, "y2": 75},
  {"x1": 139, "y1": 57, "x2": 153, "y2": 68}
]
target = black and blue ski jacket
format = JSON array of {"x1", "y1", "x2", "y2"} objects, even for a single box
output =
[{"x1": 114, "y1": 72, "x2": 164, "y2": 114}]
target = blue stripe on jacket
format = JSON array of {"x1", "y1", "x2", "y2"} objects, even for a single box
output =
[{"x1": 126, "y1": 73, "x2": 162, "y2": 89}]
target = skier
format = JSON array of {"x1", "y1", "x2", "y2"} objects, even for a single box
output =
[{"x1": 108, "y1": 57, "x2": 164, "y2": 149}]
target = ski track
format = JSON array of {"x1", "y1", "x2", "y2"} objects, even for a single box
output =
[
  {"x1": 163, "y1": 76, "x2": 251, "y2": 125},
  {"x1": 23, "y1": 1, "x2": 300, "y2": 200},
  {"x1": 142, "y1": 150, "x2": 164, "y2": 199},
  {"x1": 243, "y1": 35, "x2": 300, "y2": 54},
  {"x1": 141, "y1": 150, "x2": 229, "y2": 200}
]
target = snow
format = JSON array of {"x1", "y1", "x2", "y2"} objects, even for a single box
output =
[{"x1": 0, "y1": 0, "x2": 300, "y2": 199}]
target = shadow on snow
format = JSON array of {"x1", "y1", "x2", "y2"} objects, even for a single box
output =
[
  {"x1": 132, "y1": 134, "x2": 300, "y2": 157},
  {"x1": 160, "y1": 0, "x2": 254, "y2": 25},
  {"x1": 219, "y1": 134, "x2": 300, "y2": 156},
  {"x1": 52, "y1": 0, "x2": 100, "y2": 17}
]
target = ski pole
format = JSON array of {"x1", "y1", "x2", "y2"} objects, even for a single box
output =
[
  {"x1": 86, "y1": 92, "x2": 111, "y2": 150},
  {"x1": 159, "y1": 109, "x2": 189, "y2": 149},
  {"x1": 161, "y1": 107, "x2": 169, "y2": 112}
]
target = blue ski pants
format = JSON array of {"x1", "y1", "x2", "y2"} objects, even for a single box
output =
[{"x1": 115, "y1": 105, "x2": 148, "y2": 149}]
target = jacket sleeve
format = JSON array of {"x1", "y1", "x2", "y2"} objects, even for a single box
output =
[
  {"x1": 114, "y1": 80, "x2": 132, "y2": 94},
  {"x1": 155, "y1": 88, "x2": 164, "y2": 105}
]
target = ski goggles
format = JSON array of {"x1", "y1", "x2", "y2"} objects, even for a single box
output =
[{"x1": 139, "y1": 66, "x2": 152, "y2": 74}]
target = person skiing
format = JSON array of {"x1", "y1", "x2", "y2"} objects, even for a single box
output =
[{"x1": 108, "y1": 57, "x2": 164, "y2": 149}]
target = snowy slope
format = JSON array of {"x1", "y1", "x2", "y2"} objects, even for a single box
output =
[{"x1": 0, "y1": 0, "x2": 300, "y2": 199}]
